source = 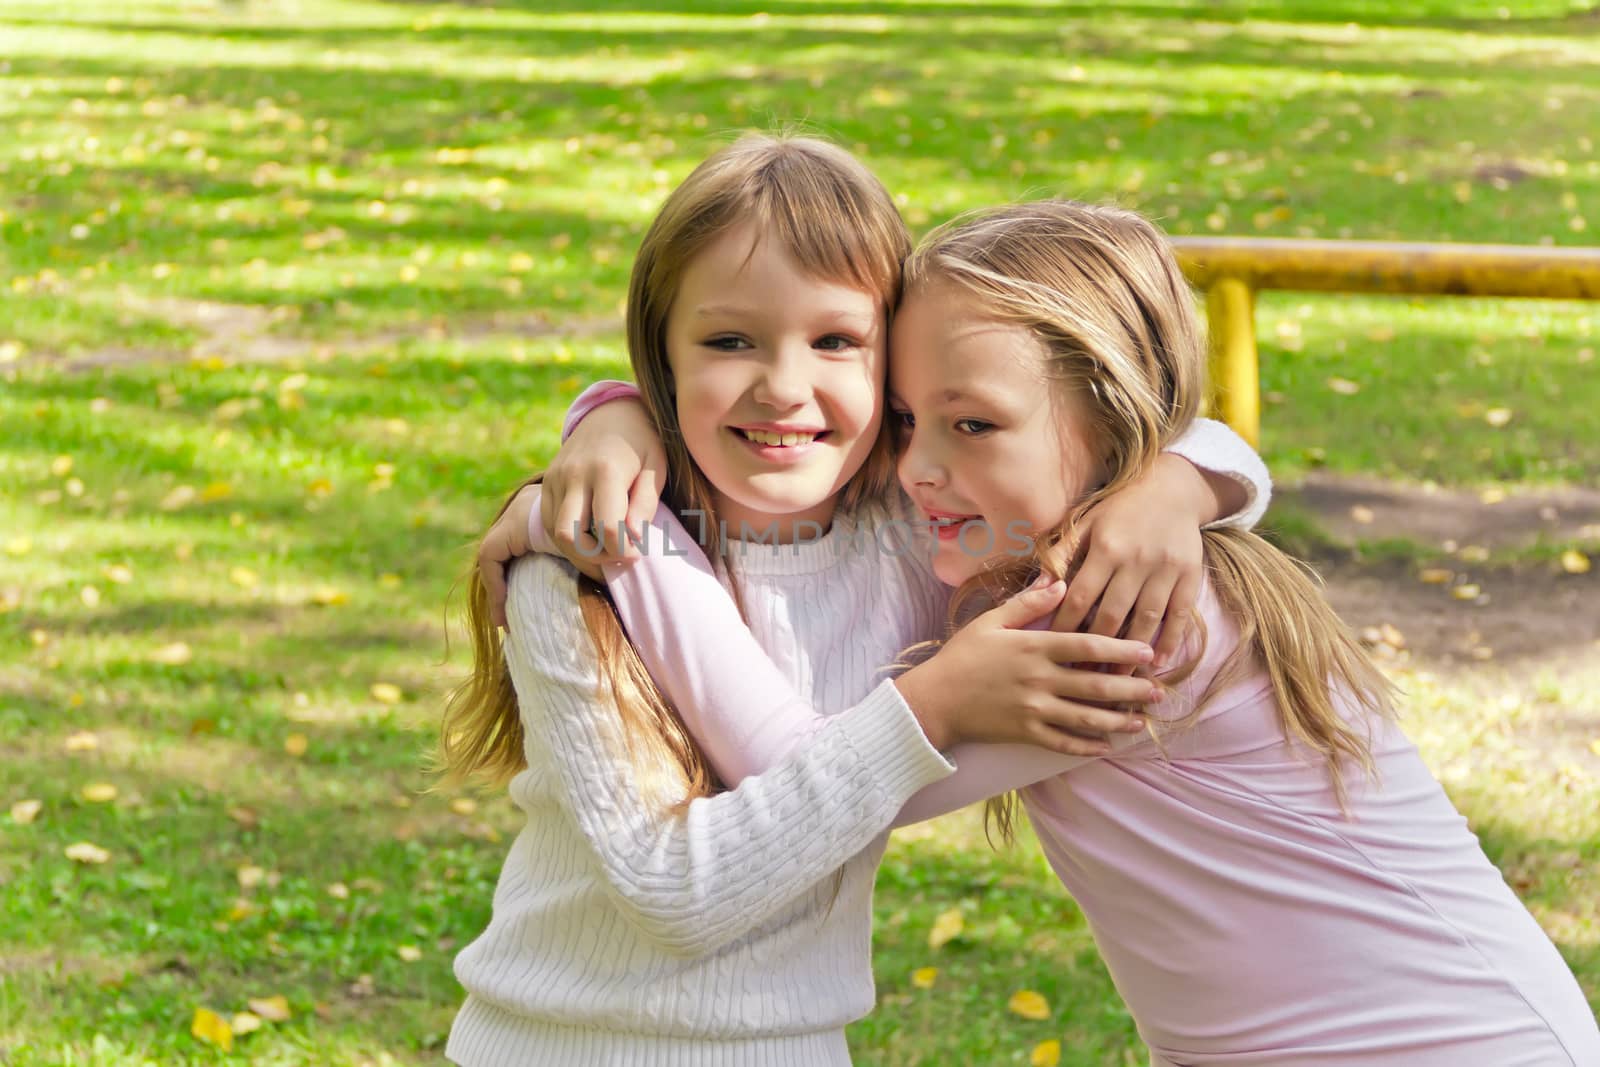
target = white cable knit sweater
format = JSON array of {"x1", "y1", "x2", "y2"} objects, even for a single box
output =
[{"x1": 447, "y1": 418, "x2": 1271, "y2": 1067}]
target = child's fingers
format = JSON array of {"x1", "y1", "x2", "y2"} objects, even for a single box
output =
[
  {"x1": 551, "y1": 482, "x2": 601, "y2": 564},
  {"x1": 1085, "y1": 565, "x2": 1146, "y2": 639},
  {"x1": 1046, "y1": 668, "x2": 1160, "y2": 711},
  {"x1": 1034, "y1": 631, "x2": 1153, "y2": 668},
  {"x1": 1121, "y1": 570, "x2": 1179, "y2": 652},
  {"x1": 1027, "y1": 719, "x2": 1112, "y2": 758},
  {"x1": 1153, "y1": 570, "x2": 1200, "y2": 669},
  {"x1": 590, "y1": 467, "x2": 632, "y2": 558},
  {"x1": 1054, "y1": 555, "x2": 1110, "y2": 632},
  {"x1": 623, "y1": 481, "x2": 660, "y2": 558},
  {"x1": 988, "y1": 579, "x2": 1067, "y2": 629}
]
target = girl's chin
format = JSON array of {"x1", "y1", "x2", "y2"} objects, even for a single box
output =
[{"x1": 931, "y1": 550, "x2": 982, "y2": 588}]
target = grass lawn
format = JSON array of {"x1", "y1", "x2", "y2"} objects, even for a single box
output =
[{"x1": 2, "y1": 1, "x2": 1597, "y2": 1063}]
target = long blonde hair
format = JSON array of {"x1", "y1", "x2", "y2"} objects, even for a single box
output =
[
  {"x1": 902, "y1": 201, "x2": 1395, "y2": 838},
  {"x1": 439, "y1": 134, "x2": 911, "y2": 805}
]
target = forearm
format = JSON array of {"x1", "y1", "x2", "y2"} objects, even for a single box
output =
[
  {"x1": 1165, "y1": 417, "x2": 1271, "y2": 529},
  {"x1": 505, "y1": 559, "x2": 953, "y2": 956}
]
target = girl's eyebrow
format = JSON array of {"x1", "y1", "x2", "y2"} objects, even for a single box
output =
[{"x1": 693, "y1": 303, "x2": 759, "y2": 318}]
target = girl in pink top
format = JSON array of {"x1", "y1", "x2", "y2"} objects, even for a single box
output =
[{"x1": 521, "y1": 202, "x2": 1600, "y2": 1064}]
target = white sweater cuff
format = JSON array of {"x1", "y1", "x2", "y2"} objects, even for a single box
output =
[{"x1": 833, "y1": 680, "x2": 955, "y2": 801}]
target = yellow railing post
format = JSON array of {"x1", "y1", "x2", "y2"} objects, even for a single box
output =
[{"x1": 1205, "y1": 277, "x2": 1259, "y2": 449}]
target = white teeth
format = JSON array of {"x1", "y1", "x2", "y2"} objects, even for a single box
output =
[{"x1": 742, "y1": 429, "x2": 816, "y2": 447}]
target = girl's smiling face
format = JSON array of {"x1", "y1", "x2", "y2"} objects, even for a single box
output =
[
  {"x1": 889, "y1": 278, "x2": 1104, "y2": 586},
  {"x1": 665, "y1": 223, "x2": 887, "y2": 542}
]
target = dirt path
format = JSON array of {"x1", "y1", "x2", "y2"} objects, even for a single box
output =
[{"x1": 1281, "y1": 473, "x2": 1600, "y2": 771}]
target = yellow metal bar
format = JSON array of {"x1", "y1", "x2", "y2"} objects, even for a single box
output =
[
  {"x1": 1172, "y1": 237, "x2": 1600, "y2": 300},
  {"x1": 1206, "y1": 277, "x2": 1259, "y2": 449}
]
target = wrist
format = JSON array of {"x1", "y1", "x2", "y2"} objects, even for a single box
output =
[
  {"x1": 892, "y1": 664, "x2": 956, "y2": 751},
  {"x1": 1155, "y1": 453, "x2": 1227, "y2": 525}
]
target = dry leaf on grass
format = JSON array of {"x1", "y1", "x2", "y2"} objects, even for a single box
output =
[
  {"x1": 928, "y1": 908, "x2": 964, "y2": 949},
  {"x1": 1008, "y1": 989, "x2": 1051, "y2": 1020}
]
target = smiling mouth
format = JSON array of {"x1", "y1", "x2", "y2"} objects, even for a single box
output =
[{"x1": 734, "y1": 428, "x2": 829, "y2": 447}]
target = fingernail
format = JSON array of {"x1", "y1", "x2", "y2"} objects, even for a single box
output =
[
  {"x1": 1125, "y1": 718, "x2": 1145, "y2": 731},
  {"x1": 1029, "y1": 571, "x2": 1051, "y2": 590},
  {"x1": 1148, "y1": 687, "x2": 1165, "y2": 703}
]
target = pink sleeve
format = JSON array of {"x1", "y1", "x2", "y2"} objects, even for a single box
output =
[
  {"x1": 519, "y1": 484, "x2": 862, "y2": 783},
  {"x1": 592, "y1": 507, "x2": 1114, "y2": 820},
  {"x1": 561, "y1": 380, "x2": 641, "y2": 442},
  {"x1": 599, "y1": 506, "x2": 847, "y2": 783}
]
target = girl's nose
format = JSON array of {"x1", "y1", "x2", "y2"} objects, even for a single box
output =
[
  {"x1": 752, "y1": 345, "x2": 811, "y2": 410},
  {"x1": 897, "y1": 433, "x2": 946, "y2": 489}
]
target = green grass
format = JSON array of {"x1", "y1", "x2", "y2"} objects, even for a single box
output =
[{"x1": 2, "y1": 0, "x2": 1598, "y2": 1063}]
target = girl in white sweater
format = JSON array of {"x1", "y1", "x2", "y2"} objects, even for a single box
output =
[{"x1": 442, "y1": 135, "x2": 1268, "y2": 1066}]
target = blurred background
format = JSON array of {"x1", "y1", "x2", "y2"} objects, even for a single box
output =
[{"x1": 1, "y1": 1, "x2": 1597, "y2": 1063}]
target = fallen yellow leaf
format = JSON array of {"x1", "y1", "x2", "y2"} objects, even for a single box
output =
[
  {"x1": 370, "y1": 682, "x2": 403, "y2": 705},
  {"x1": 449, "y1": 797, "x2": 478, "y2": 816},
  {"x1": 160, "y1": 485, "x2": 197, "y2": 511},
  {"x1": 311, "y1": 585, "x2": 348, "y2": 606},
  {"x1": 152, "y1": 642, "x2": 194, "y2": 666},
  {"x1": 307, "y1": 477, "x2": 334, "y2": 498},
  {"x1": 51, "y1": 455, "x2": 74, "y2": 477},
  {"x1": 64, "y1": 731, "x2": 99, "y2": 752},
  {"x1": 230, "y1": 1011, "x2": 262, "y2": 1035},
  {"x1": 247, "y1": 995, "x2": 292, "y2": 1022},
  {"x1": 1349, "y1": 505, "x2": 1375, "y2": 524},
  {"x1": 378, "y1": 572, "x2": 403, "y2": 589},
  {"x1": 1483, "y1": 407, "x2": 1513, "y2": 428},
  {"x1": 103, "y1": 563, "x2": 134, "y2": 584},
  {"x1": 928, "y1": 908, "x2": 964, "y2": 949},
  {"x1": 237, "y1": 865, "x2": 266, "y2": 890},
  {"x1": 1560, "y1": 549, "x2": 1591, "y2": 575},
  {"x1": 1418, "y1": 568, "x2": 1454, "y2": 585},
  {"x1": 1325, "y1": 376, "x2": 1361, "y2": 395},
  {"x1": 1031, "y1": 1039, "x2": 1063, "y2": 1067},
  {"x1": 65, "y1": 841, "x2": 111, "y2": 864},
  {"x1": 1457, "y1": 545, "x2": 1490, "y2": 563},
  {"x1": 283, "y1": 733, "x2": 309, "y2": 757},
  {"x1": 80, "y1": 585, "x2": 101, "y2": 608},
  {"x1": 191, "y1": 1007, "x2": 233, "y2": 1051},
  {"x1": 397, "y1": 945, "x2": 423, "y2": 962},
  {"x1": 229, "y1": 567, "x2": 260, "y2": 588},
  {"x1": 11, "y1": 799, "x2": 42, "y2": 824},
  {"x1": 1452, "y1": 584, "x2": 1482, "y2": 600},
  {"x1": 1008, "y1": 989, "x2": 1051, "y2": 1020},
  {"x1": 80, "y1": 782, "x2": 118, "y2": 804},
  {"x1": 911, "y1": 966, "x2": 939, "y2": 989},
  {"x1": 200, "y1": 481, "x2": 234, "y2": 502}
]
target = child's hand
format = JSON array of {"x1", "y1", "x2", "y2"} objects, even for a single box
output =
[
  {"x1": 542, "y1": 398, "x2": 668, "y2": 565},
  {"x1": 1055, "y1": 453, "x2": 1237, "y2": 668},
  {"x1": 479, "y1": 483, "x2": 601, "y2": 627},
  {"x1": 895, "y1": 579, "x2": 1158, "y2": 756}
]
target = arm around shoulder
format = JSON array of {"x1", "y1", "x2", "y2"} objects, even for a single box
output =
[{"x1": 1165, "y1": 417, "x2": 1272, "y2": 530}]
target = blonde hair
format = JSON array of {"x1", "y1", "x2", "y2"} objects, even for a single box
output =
[
  {"x1": 439, "y1": 134, "x2": 912, "y2": 805},
  {"x1": 902, "y1": 201, "x2": 1395, "y2": 839}
]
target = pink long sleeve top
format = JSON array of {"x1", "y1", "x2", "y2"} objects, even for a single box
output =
[{"x1": 534, "y1": 500, "x2": 1598, "y2": 1066}]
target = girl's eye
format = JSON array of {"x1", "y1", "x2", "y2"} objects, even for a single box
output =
[
  {"x1": 704, "y1": 336, "x2": 751, "y2": 351},
  {"x1": 954, "y1": 418, "x2": 994, "y2": 436},
  {"x1": 813, "y1": 334, "x2": 857, "y2": 352},
  {"x1": 889, "y1": 409, "x2": 914, "y2": 432}
]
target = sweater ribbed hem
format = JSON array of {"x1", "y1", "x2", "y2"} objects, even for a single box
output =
[
  {"x1": 834, "y1": 679, "x2": 955, "y2": 798},
  {"x1": 446, "y1": 997, "x2": 851, "y2": 1067}
]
